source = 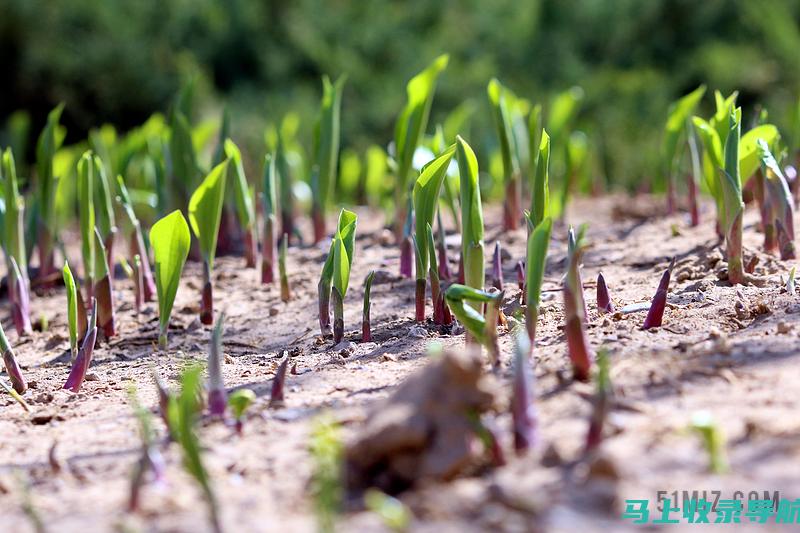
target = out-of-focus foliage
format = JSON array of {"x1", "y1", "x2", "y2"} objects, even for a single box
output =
[{"x1": 1, "y1": 0, "x2": 800, "y2": 190}]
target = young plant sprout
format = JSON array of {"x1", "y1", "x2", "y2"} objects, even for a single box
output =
[
  {"x1": 362, "y1": 271, "x2": 376, "y2": 342},
  {"x1": 399, "y1": 198, "x2": 414, "y2": 278},
  {"x1": 563, "y1": 225, "x2": 593, "y2": 382},
  {"x1": 261, "y1": 154, "x2": 277, "y2": 284},
  {"x1": 1, "y1": 376, "x2": 30, "y2": 412},
  {"x1": 91, "y1": 154, "x2": 117, "y2": 266},
  {"x1": 167, "y1": 366, "x2": 223, "y2": 533},
  {"x1": 8, "y1": 258, "x2": 32, "y2": 337},
  {"x1": 279, "y1": 233, "x2": 290, "y2": 302},
  {"x1": 132, "y1": 255, "x2": 144, "y2": 313},
  {"x1": 758, "y1": 139, "x2": 796, "y2": 260},
  {"x1": 318, "y1": 209, "x2": 357, "y2": 337},
  {"x1": 276, "y1": 133, "x2": 295, "y2": 245},
  {"x1": 331, "y1": 216, "x2": 358, "y2": 343},
  {"x1": 311, "y1": 75, "x2": 347, "y2": 243},
  {"x1": 64, "y1": 298, "x2": 98, "y2": 393},
  {"x1": 2, "y1": 148, "x2": 32, "y2": 335},
  {"x1": 436, "y1": 212, "x2": 451, "y2": 281},
  {"x1": 512, "y1": 333, "x2": 536, "y2": 454},
  {"x1": 207, "y1": 313, "x2": 227, "y2": 418},
  {"x1": 1, "y1": 321, "x2": 27, "y2": 394},
  {"x1": 687, "y1": 122, "x2": 703, "y2": 226},
  {"x1": 720, "y1": 108, "x2": 746, "y2": 284},
  {"x1": 444, "y1": 284, "x2": 503, "y2": 367},
  {"x1": 585, "y1": 348, "x2": 611, "y2": 453},
  {"x1": 150, "y1": 210, "x2": 191, "y2": 349},
  {"x1": 309, "y1": 413, "x2": 344, "y2": 533},
  {"x1": 525, "y1": 217, "x2": 552, "y2": 344},
  {"x1": 596, "y1": 272, "x2": 614, "y2": 314},
  {"x1": 270, "y1": 353, "x2": 289, "y2": 408},
  {"x1": 663, "y1": 85, "x2": 706, "y2": 214},
  {"x1": 455, "y1": 136, "x2": 485, "y2": 318},
  {"x1": 488, "y1": 78, "x2": 522, "y2": 230},
  {"x1": 93, "y1": 228, "x2": 116, "y2": 337},
  {"x1": 189, "y1": 160, "x2": 229, "y2": 324},
  {"x1": 425, "y1": 223, "x2": 451, "y2": 325},
  {"x1": 77, "y1": 151, "x2": 96, "y2": 300},
  {"x1": 393, "y1": 54, "x2": 449, "y2": 252},
  {"x1": 117, "y1": 175, "x2": 156, "y2": 300},
  {"x1": 223, "y1": 139, "x2": 258, "y2": 267},
  {"x1": 491, "y1": 242, "x2": 503, "y2": 290},
  {"x1": 690, "y1": 411, "x2": 728, "y2": 474},
  {"x1": 228, "y1": 389, "x2": 256, "y2": 435},
  {"x1": 530, "y1": 130, "x2": 551, "y2": 228},
  {"x1": 787, "y1": 266, "x2": 796, "y2": 295},
  {"x1": 642, "y1": 258, "x2": 675, "y2": 329},
  {"x1": 62, "y1": 261, "x2": 82, "y2": 361},
  {"x1": 412, "y1": 144, "x2": 456, "y2": 321},
  {"x1": 127, "y1": 387, "x2": 165, "y2": 513},
  {"x1": 34, "y1": 103, "x2": 64, "y2": 286}
]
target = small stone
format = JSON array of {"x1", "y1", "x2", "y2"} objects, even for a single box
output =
[
  {"x1": 269, "y1": 307, "x2": 280, "y2": 317},
  {"x1": 31, "y1": 411, "x2": 55, "y2": 425},
  {"x1": 85, "y1": 372, "x2": 100, "y2": 382},
  {"x1": 407, "y1": 325, "x2": 428, "y2": 338},
  {"x1": 35, "y1": 393, "x2": 54, "y2": 404},
  {"x1": 777, "y1": 322, "x2": 792, "y2": 334}
]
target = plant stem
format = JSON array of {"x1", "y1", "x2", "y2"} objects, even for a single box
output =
[
  {"x1": 244, "y1": 227, "x2": 257, "y2": 268},
  {"x1": 279, "y1": 234, "x2": 290, "y2": 302},
  {"x1": 312, "y1": 206, "x2": 326, "y2": 245},
  {"x1": 399, "y1": 236, "x2": 413, "y2": 278},
  {"x1": 201, "y1": 261, "x2": 213, "y2": 325},
  {"x1": 95, "y1": 273, "x2": 116, "y2": 337},
  {"x1": 332, "y1": 287, "x2": 344, "y2": 344},
  {"x1": 503, "y1": 178, "x2": 521, "y2": 231},
  {"x1": 261, "y1": 216, "x2": 275, "y2": 284},
  {"x1": 726, "y1": 212, "x2": 745, "y2": 285},
  {"x1": 415, "y1": 278, "x2": 426, "y2": 322}
]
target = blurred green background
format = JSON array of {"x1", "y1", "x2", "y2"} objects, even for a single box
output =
[{"x1": 2, "y1": 0, "x2": 800, "y2": 191}]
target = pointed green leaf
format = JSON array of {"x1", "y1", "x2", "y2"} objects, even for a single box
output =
[
  {"x1": 663, "y1": 85, "x2": 706, "y2": 176},
  {"x1": 62, "y1": 261, "x2": 78, "y2": 353},
  {"x1": 739, "y1": 124, "x2": 779, "y2": 184},
  {"x1": 526, "y1": 217, "x2": 552, "y2": 312},
  {"x1": 456, "y1": 136, "x2": 484, "y2": 300},
  {"x1": 224, "y1": 139, "x2": 255, "y2": 230},
  {"x1": 189, "y1": 161, "x2": 229, "y2": 266},
  {"x1": 487, "y1": 78, "x2": 518, "y2": 182},
  {"x1": 531, "y1": 130, "x2": 551, "y2": 226},
  {"x1": 413, "y1": 144, "x2": 456, "y2": 280},
  {"x1": 77, "y1": 151, "x2": 96, "y2": 284},
  {"x1": 150, "y1": 210, "x2": 191, "y2": 334},
  {"x1": 312, "y1": 74, "x2": 347, "y2": 207}
]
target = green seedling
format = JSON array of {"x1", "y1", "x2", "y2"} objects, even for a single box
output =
[
  {"x1": 787, "y1": 266, "x2": 796, "y2": 295},
  {"x1": 127, "y1": 386, "x2": 165, "y2": 513},
  {"x1": 62, "y1": 261, "x2": 88, "y2": 357},
  {"x1": 1, "y1": 148, "x2": 32, "y2": 335},
  {"x1": 275, "y1": 133, "x2": 295, "y2": 244},
  {"x1": 1, "y1": 377, "x2": 30, "y2": 412},
  {"x1": 94, "y1": 228, "x2": 116, "y2": 337},
  {"x1": 720, "y1": 108, "x2": 745, "y2": 285},
  {"x1": 1, "y1": 321, "x2": 27, "y2": 394},
  {"x1": 228, "y1": 389, "x2": 256, "y2": 435},
  {"x1": 393, "y1": 55, "x2": 449, "y2": 252},
  {"x1": 189, "y1": 160, "x2": 229, "y2": 324},
  {"x1": 92, "y1": 154, "x2": 117, "y2": 266},
  {"x1": 269, "y1": 353, "x2": 289, "y2": 408},
  {"x1": 64, "y1": 298, "x2": 98, "y2": 393},
  {"x1": 455, "y1": 136, "x2": 485, "y2": 321},
  {"x1": 150, "y1": 210, "x2": 191, "y2": 348},
  {"x1": 690, "y1": 411, "x2": 729, "y2": 474},
  {"x1": 444, "y1": 284, "x2": 502, "y2": 367},
  {"x1": 167, "y1": 366, "x2": 223, "y2": 533},
  {"x1": 318, "y1": 209, "x2": 357, "y2": 338},
  {"x1": 311, "y1": 75, "x2": 347, "y2": 243},
  {"x1": 426, "y1": 223, "x2": 451, "y2": 325},
  {"x1": 207, "y1": 313, "x2": 227, "y2": 418},
  {"x1": 586, "y1": 348, "x2": 611, "y2": 452},
  {"x1": 77, "y1": 151, "x2": 96, "y2": 299},
  {"x1": 530, "y1": 130, "x2": 551, "y2": 228},
  {"x1": 563, "y1": 225, "x2": 593, "y2": 381},
  {"x1": 362, "y1": 270, "x2": 376, "y2": 342},
  {"x1": 512, "y1": 333, "x2": 536, "y2": 453},
  {"x1": 412, "y1": 144, "x2": 456, "y2": 321},
  {"x1": 279, "y1": 233, "x2": 290, "y2": 302},
  {"x1": 117, "y1": 175, "x2": 156, "y2": 300},
  {"x1": 331, "y1": 213, "x2": 358, "y2": 343},
  {"x1": 34, "y1": 103, "x2": 65, "y2": 286},
  {"x1": 223, "y1": 139, "x2": 258, "y2": 267},
  {"x1": 525, "y1": 216, "x2": 552, "y2": 344},
  {"x1": 309, "y1": 413, "x2": 344, "y2": 533},
  {"x1": 261, "y1": 154, "x2": 278, "y2": 284},
  {"x1": 758, "y1": 139, "x2": 796, "y2": 260},
  {"x1": 663, "y1": 85, "x2": 706, "y2": 213},
  {"x1": 488, "y1": 78, "x2": 522, "y2": 230}
]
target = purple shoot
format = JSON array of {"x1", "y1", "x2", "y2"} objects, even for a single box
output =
[
  {"x1": 512, "y1": 334, "x2": 536, "y2": 454},
  {"x1": 207, "y1": 313, "x2": 227, "y2": 418},
  {"x1": 400, "y1": 236, "x2": 413, "y2": 278},
  {"x1": 269, "y1": 353, "x2": 289, "y2": 408},
  {"x1": 596, "y1": 272, "x2": 614, "y2": 313},
  {"x1": 9, "y1": 257, "x2": 32, "y2": 336},
  {"x1": 642, "y1": 259, "x2": 674, "y2": 330},
  {"x1": 64, "y1": 298, "x2": 98, "y2": 393},
  {"x1": 436, "y1": 213, "x2": 451, "y2": 281},
  {"x1": 0, "y1": 320, "x2": 27, "y2": 394},
  {"x1": 516, "y1": 260, "x2": 525, "y2": 301}
]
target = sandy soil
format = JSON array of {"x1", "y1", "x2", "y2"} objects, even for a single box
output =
[{"x1": 1, "y1": 196, "x2": 800, "y2": 532}]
